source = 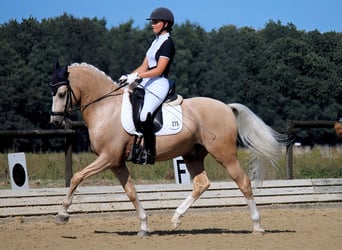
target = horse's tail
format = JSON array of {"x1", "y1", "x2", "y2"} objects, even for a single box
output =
[{"x1": 228, "y1": 103, "x2": 285, "y2": 182}]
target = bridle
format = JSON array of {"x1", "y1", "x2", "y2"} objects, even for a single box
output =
[
  {"x1": 50, "y1": 79, "x2": 127, "y2": 119},
  {"x1": 50, "y1": 80, "x2": 78, "y2": 117}
]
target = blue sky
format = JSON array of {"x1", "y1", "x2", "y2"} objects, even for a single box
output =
[{"x1": 1, "y1": 0, "x2": 341, "y2": 32}]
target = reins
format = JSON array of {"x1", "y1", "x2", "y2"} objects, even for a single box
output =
[{"x1": 79, "y1": 83, "x2": 126, "y2": 113}]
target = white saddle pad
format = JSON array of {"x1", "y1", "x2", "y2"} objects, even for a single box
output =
[{"x1": 121, "y1": 89, "x2": 183, "y2": 136}]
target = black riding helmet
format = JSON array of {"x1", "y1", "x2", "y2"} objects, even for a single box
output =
[{"x1": 146, "y1": 7, "x2": 174, "y2": 32}]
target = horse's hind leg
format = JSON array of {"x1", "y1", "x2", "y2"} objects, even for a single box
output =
[
  {"x1": 111, "y1": 165, "x2": 150, "y2": 236},
  {"x1": 171, "y1": 154, "x2": 210, "y2": 229},
  {"x1": 224, "y1": 158, "x2": 264, "y2": 233}
]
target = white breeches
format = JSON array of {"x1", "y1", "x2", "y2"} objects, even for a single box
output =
[{"x1": 139, "y1": 77, "x2": 169, "y2": 122}]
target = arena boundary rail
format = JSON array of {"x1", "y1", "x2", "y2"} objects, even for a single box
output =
[
  {"x1": 0, "y1": 120, "x2": 340, "y2": 186},
  {"x1": 0, "y1": 178, "x2": 341, "y2": 217}
]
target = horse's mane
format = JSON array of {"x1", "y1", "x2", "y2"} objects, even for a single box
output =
[{"x1": 69, "y1": 63, "x2": 116, "y2": 84}]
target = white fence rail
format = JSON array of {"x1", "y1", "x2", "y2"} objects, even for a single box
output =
[{"x1": 1, "y1": 179, "x2": 341, "y2": 217}]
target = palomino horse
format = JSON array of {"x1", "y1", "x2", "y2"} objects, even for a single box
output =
[{"x1": 50, "y1": 60, "x2": 283, "y2": 236}]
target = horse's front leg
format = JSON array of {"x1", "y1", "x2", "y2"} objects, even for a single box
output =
[
  {"x1": 111, "y1": 165, "x2": 150, "y2": 236},
  {"x1": 55, "y1": 156, "x2": 111, "y2": 225}
]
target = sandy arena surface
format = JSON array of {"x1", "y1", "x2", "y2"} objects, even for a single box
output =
[{"x1": 0, "y1": 204, "x2": 341, "y2": 250}]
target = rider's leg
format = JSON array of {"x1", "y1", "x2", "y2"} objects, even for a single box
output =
[
  {"x1": 140, "y1": 112, "x2": 156, "y2": 164},
  {"x1": 139, "y1": 78, "x2": 168, "y2": 164},
  {"x1": 139, "y1": 77, "x2": 169, "y2": 122}
]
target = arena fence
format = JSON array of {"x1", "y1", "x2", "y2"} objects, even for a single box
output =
[
  {"x1": 0, "y1": 120, "x2": 339, "y2": 186},
  {"x1": 0, "y1": 178, "x2": 341, "y2": 217}
]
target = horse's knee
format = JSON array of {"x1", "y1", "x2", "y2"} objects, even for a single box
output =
[{"x1": 192, "y1": 171, "x2": 210, "y2": 199}]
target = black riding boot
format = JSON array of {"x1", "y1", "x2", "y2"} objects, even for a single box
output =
[{"x1": 141, "y1": 113, "x2": 156, "y2": 165}]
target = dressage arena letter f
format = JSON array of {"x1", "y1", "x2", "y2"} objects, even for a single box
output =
[{"x1": 173, "y1": 157, "x2": 190, "y2": 184}]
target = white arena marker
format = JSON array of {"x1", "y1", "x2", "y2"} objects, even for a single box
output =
[
  {"x1": 172, "y1": 156, "x2": 191, "y2": 184},
  {"x1": 8, "y1": 152, "x2": 29, "y2": 190}
]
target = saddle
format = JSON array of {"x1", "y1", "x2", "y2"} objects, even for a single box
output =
[
  {"x1": 130, "y1": 80, "x2": 177, "y2": 133},
  {"x1": 127, "y1": 80, "x2": 179, "y2": 164}
]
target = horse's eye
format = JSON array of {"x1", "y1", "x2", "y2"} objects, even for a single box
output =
[{"x1": 58, "y1": 92, "x2": 66, "y2": 98}]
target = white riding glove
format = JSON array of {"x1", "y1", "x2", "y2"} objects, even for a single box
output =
[
  {"x1": 126, "y1": 72, "x2": 140, "y2": 86},
  {"x1": 118, "y1": 74, "x2": 128, "y2": 86},
  {"x1": 118, "y1": 72, "x2": 140, "y2": 87}
]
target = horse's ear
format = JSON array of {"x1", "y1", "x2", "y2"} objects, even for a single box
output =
[
  {"x1": 52, "y1": 57, "x2": 59, "y2": 72},
  {"x1": 61, "y1": 65, "x2": 69, "y2": 78}
]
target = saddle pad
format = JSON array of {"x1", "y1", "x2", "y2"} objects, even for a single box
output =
[{"x1": 121, "y1": 88, "x2": 183, "y2": 136}]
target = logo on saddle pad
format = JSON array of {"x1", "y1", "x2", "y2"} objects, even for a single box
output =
[{"x1": 121, "y1": 88, "x2": 183, "y2": 136}]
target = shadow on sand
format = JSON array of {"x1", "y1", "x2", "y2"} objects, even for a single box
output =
[{"x1": 94, "y1": 228, "x2": 296, "y2": 236}]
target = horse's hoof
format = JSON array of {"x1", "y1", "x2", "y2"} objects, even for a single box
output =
[
  {"x1": 55, "y1": 212, "x2": 70, "y2": 225},
  {"x1": 171, "y1": 219, "x2": 181, "y2": 229},
  {"x1": 253, "y1": 222, "x2": 265, "y2": 234},
  {"x1": 253, "y1": 227, "x2": 265, "y2": 234},
  {"x1": 137, "y1": 230, "x2": 151, "y2": 237},
  {"x1": 171, "y1": 213, "x2": 182, "y2": 229}
]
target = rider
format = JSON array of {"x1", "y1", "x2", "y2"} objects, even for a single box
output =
[{"x1": 120, "y1": 7, "x2": 176, "y2": 165}]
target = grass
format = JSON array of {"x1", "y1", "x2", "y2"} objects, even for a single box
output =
[
  {"x1": 0, "y1": 145, "x2": 341, "y2": 189},
  {"x1": 292, "y1": 145, "x2": 342, "y2": 178}
]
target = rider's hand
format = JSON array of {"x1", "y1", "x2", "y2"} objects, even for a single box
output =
[
  {"x1": 118, "y1": 74, "x2": 128, "y2": 86},
  {"x1": 119, "y1": 74, "x2": 128, "y2": 81},
  {"x1": 126, "y1": 72, "x2": 140, "y2": 86}
]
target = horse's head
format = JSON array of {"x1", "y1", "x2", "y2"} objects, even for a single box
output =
[{"x1": 49, "y1": 58, "x2": 71, "y2": 127}]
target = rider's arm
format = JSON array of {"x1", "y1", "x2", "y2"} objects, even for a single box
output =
[
  {"x1": 133, "y1": 55, "x2": 169, "y2": 79},
  {"x1": 138, "y1": 57, "x2": 169, "y2": 79}
]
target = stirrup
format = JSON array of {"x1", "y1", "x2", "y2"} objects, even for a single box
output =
[
  {"x1": 129, "y1": 150, "x2": 155, "y2": 165},
  {"x1": 127, "y1": 136, "x2": 145, "y2": 164},
  {"x1": 140, "y1": 150, "x2": 155, "y2": 165},
  {"x1": 127, "y1": 143, "x2": 144, "y2": 163},
  {"x1": 127, "y1": 140, "x2": 155, "y2": 165}
]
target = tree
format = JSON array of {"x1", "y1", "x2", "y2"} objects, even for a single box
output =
[
  {"x1": 173, "y1": 21, "x2": 209, "y2": 97},
  {"x1": 0, "y1": 16, "x2": 341, "y2": 151}
]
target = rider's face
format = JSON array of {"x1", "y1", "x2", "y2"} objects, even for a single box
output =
[{"x1": 151, "y1": 20, "x2": 166, "y2": 34}]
